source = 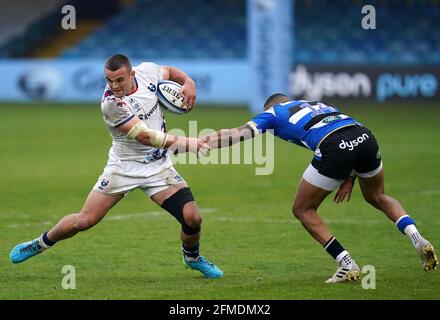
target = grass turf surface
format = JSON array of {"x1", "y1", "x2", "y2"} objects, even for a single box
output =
[{"x1": 0, "y1": 101, "x2": 439, "y2": 299}]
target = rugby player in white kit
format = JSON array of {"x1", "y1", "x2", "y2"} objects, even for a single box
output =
[{"x1": 10, "y1": 54, "x2": 223, "y2": 279}]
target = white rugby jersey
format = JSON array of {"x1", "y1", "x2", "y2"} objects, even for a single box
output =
[{"x1": 100, "y1": 62, "x2": 172, "y2": 171}]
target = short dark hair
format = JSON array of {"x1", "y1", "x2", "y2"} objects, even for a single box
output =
[
  {"x1": 263, "y1": 93, "x2": 290, "y2": 110},
  {"x1": 105, "y1": 54, "x2": 132, "y2": 71}
]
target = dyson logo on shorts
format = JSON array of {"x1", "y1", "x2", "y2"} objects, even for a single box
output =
[{"x1": 339, "y1": 133, "x2": 369, "y2": 151}]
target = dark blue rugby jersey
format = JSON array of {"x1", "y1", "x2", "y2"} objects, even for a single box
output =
[{"x1": 248, "y1": 100, "x2": 360, "y2": 151}]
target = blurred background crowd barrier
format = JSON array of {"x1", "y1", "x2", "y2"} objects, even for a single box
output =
[{"x1": 0, "y1": 0, "x2": 438, "y2": 108}]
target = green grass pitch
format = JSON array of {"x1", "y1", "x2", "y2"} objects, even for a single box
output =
[{"x1": 1, "y1": 101, "x2": 439, "y2": 299}]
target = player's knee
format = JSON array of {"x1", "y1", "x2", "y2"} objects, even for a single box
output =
[
  {"x1": 181, "y1": 212, "x2": 202, "y2": 235},
  {"x1": 161, "y1": 187, "x2": 201, "y2": 235},
  {"x1": 184, "y1": 212, "x2": 202, "y2": 228},
  {"x1": 364, "y1": 193, "x2": 383, "y2": 209},
  {"x1": 292, "y1": 203, "x2": 307, "y2": 220},
  {"x1": 182, "y1": 205, "x2": 202, "y2": 235}
]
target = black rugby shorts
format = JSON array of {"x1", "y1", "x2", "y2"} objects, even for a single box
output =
[{"x1": 311, "y1": 125, "x2": 382, "y2": 180}]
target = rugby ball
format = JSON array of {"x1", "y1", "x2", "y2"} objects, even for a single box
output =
[{"x1": 156, "y1": 80, "x2": 191, "y2": 114}]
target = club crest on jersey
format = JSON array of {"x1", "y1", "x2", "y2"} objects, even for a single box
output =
[
  {"x1": 128, "y1": 98, "x2": 142, "y2": 113},
  {"x1": 339, "y1": 133, "x2": 369, "y2": 151}
]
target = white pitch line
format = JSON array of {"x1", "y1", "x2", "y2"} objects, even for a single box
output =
[
  {"x1": 6, "y1": 208, "x2": 219, "y2": 228},
  {"x1": 418, "y1": 189, "x2": 440, "y2": 196},
  {"x1": 208, "y1": 217, "x2": 383, "y2": 225},
  {"x1": 106, "y1": 211, "x2": 162, "y2": 221},
  {"x1": 7, "y1": 221, "x2": 52, "y2": 229},
  {"x1": 7, "y1": 208, "x2": 440, "y2": 228},
  {"x1": 107, "y1": 207, "x2": 218, "y2": 221}
]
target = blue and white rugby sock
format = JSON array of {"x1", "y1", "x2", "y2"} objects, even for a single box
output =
[
  {"x1": 38, "y1": 231, "x2": 56, "y2": 250},
  {"x1": 395, "y1": 215, "x2": 422, "y2": 247}
]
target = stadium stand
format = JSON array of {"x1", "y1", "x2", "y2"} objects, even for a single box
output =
[
  {"x1": 0, "y1": 0, "x2": 63, "y2": 47},
  {"x1": 1, "y1": 0, "x2": 439, "y2": 64},
  {"x1": 295, "y1": 0, "x2": 440, "y2": 65},
  {"x1": 61, "y1": 0, "x2": 246, "y2": 59},
  {"x1": 0, "y1": 0, "x2": 66, "y2": 57},
  {"x1": 0, "y1": 0, "x2": 120, "y2": 58}
]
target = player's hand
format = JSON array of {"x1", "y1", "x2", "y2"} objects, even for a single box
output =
[
  {"x1": 199, "y1": 135, "x2": 211, "y2": 143},
  {"x1": 187, "y1": 137, "x2": 210, "y2": 157},
  {"x1": 333, "y1": 177, "x2": 355, "y2": 204},
  {"x1": 197, "y1": 139, "x2": 210, "y2": 157},
  {"x1": 179, "y1": 78, "x2": 196, "y2": 109}
]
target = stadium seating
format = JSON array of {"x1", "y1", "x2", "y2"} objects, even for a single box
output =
[
  {"x1": 0, "y1": 0, "x2": 65, "y2": 57},
  {"x1": 61, "y1": 0, "x2": 440, "y2": 64},
  {"x1": 61, "y1": 0, "x2": 247, "y2": 59},
  {"x1": 2, "y1": 0, "x2": 439, "y2": 65},
  {"x1": 294, "y1": 0, "x2": 440, "y2": 65},
  {"x1": 0, "y1": 0, "x2": 63, "y2": 47}
]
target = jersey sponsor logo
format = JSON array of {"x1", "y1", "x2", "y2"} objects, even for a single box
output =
[
  {"x1": 147, "y1": 83, "x2": 156, "y2": 92},
  {"x1": 339, "y1": 133, "x2": 369, "y2": 151},
  {"x1": 322, "y1": 115, "x2": 342, "y2": 123},
  {"x1": 137, "y1": 102, "x2": 159, "y2": 121}
]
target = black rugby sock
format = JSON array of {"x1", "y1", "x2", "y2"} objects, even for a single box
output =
[
  {"x1": 324, "y1": 237, "x2": 350, "y2": 263},
  {"x1": 182, "y1": 243, "x2": 200, "y2": 261}
]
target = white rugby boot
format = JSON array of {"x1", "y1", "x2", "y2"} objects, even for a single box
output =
[
  {"x1": 325, "y1": 256, "x2": 361, "y2": 284},
  {"x1": 416, "y1": 238, "x2": 438, "y2": 271}
]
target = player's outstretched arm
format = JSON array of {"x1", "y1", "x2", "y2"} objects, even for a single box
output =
[
  {"x1": 201, "y1": 124, "x2": 256, "y2": 150},
  {"x1": 118, "y1": 117, "x2": 209, "y2": 155}
]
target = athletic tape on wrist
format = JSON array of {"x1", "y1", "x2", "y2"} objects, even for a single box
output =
[{"x1": 127, "y1": 121, "x2": 166, "y2": 148}]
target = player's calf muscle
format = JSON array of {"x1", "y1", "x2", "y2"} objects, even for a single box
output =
[
  {"x1": 48, "y1": 213, "x2": 82, "y2": 241},
  {"x1": 73, "y1": 214, "x2": 99, "y2": 231}
]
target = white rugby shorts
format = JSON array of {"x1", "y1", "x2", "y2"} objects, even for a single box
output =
[
  {"x1": 93, "y1": 161, "x2": 186, "y2": 197},
  {"x1": 302, "y1": 162, "x2": 383, "y2": 191}
]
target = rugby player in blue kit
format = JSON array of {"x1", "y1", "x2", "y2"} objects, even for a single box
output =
[{"x1": 202, "y1": 93, "x2": 437, "y2": 283}]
